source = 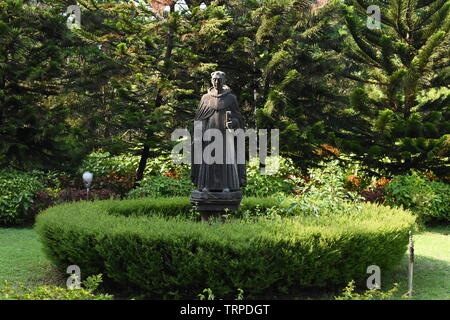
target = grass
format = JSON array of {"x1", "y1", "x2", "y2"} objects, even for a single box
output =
[
  {"x1": 0, "y1": 228, "x2": 62, "y2": 287},
  {"x1": 326, "y1": 225, "x2": 449, "y2": 300},
  {"x1": 0, "y1": 225, "x2": 448, "y2": 299},
  {"x1": 383, "y1": 225, "x2": 450, "y2": 300}
]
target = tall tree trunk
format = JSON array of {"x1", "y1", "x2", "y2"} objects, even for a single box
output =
[
  {"x1": 135, "y1": 143, "x2": 150, "y2": 184},
  {"x1": 134, "y1": 89, "x2": 163, "y2": 186}
]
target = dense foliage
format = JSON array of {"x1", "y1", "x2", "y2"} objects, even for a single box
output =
[
  {"x1": 0, "y1": 0, "x2": 447, "y2": 176},
  {"x1": 0, "y1": 275, "x2": 112, "y2": 300},
  {"x1": 334, "y1": 280, "x2": 404, "y2": 300},
  {"x1": 243, "y1": 156, "x2": 298, "y2": 197},
  {"x1": 0, "y1": 170, "x2": 43, "y2": 225},
  {"x1": 339, "y1": 0, "x2": 450, "y2": 174},
  {"x1": 127, "y1": 174, "x2": 194, "y2": 198},
  {"x1": 385, "y1": 172, "x2": 450, "y2": 222},
  {"x1": 283, "y1": 160, "x2": 364, "y2": 216},
  {"x1": 0, "y1": 0, "x2": 86, "y2": 170}
]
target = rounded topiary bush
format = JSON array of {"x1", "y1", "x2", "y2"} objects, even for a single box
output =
[{"x1": 35, "y1": 197, "x2": 416, "y2": 299}]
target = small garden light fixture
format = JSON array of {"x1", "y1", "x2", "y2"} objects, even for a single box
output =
[{"x1": 82, "y1": 172, "x2": 93, "y2": 201}]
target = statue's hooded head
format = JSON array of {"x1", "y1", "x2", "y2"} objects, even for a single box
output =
[{"x1": 211, "y1": 71, "x2": 226, "y2": 91}]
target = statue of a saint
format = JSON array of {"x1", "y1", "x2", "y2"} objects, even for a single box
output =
[{"x1": 191, "y1": 71, "x2": 246, "y2": 193}]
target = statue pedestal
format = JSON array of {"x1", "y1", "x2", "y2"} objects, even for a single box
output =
[{"x1": 191, "y1": 190, "x2": 242, "y2": 222}]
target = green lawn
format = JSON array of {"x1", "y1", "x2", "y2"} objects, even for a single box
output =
[
  {"x1": 0, "y1": 228, "x2": 61, "y2": 287},
  {"x1": 0, "y1": 225, "x2": 448, "y2": 299},
  {"x1": 383, "y1": 225, "x2": 450, "y2": 300}
]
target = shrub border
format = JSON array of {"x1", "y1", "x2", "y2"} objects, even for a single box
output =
[{"x1": 35, "y1": 198, "x2": 416, "y2": 298}]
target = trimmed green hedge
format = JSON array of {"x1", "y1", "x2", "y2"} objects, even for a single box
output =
[
  {"x1": 35, "y1": 197, "x2": 416, "y2": 299},
  {"x1": 105, "y1": 197, "x2": 282, "y2": 219}
]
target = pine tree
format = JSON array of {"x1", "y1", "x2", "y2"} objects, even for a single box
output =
[
  {"x1": 0, "y1": 0, "x2": 75, "y2": 170},
  {"x1": 211, "y1": 0, "x2": 349, "y2": 169},
  {"x1": 339, "y1": 0, "x2": 450, "y2": 175},
  {"x1": 70, "y1": 0, "x2": 232, "y2": 183}
]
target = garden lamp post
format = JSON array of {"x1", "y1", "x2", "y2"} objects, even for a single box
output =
[
  {"x1": 82, "y1": 172, "x2": 93, "y2": 201},
  {"x1": 408, "y1": 231, "x2": 414, "y2": 297}
]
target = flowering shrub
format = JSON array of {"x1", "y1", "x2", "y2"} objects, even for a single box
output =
[
  {"x1": 315, "y1": 144, "x2": 341, "y2": 158},
  {"x1": 344, "y1": 174, "x2": 360, "y2": 191}
]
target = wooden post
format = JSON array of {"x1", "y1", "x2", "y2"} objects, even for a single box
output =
[{"x1": 408, "y1": 231, "x2": 414, "y2": 297}]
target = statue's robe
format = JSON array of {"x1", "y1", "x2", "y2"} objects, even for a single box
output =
[{"x1": 191, "y1": 86, "x2": 246, "y2": 191}]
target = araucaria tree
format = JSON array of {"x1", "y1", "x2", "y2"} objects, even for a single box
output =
[
  {"x1": 340, "y1": 0, "x2": 450, "y2": 175},
  {"x1": 74, "y1": 0, "x2": 232, "y2": 183},
  {"x1": 0, "y1": 0, "x2": 75, "y2": 170}
]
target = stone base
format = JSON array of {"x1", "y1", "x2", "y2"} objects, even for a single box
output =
[{"x1": 190, "y1": 190, "x2": 243, "y2": 212}]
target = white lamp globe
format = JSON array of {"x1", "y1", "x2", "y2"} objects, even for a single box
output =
[{"x1": 82, "y1": 172, "x2": 93, "y2": 187}]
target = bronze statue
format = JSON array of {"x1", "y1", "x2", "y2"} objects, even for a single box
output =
[{"x1": 191, "y1": 71, "x2": 246, "y2": 221}]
